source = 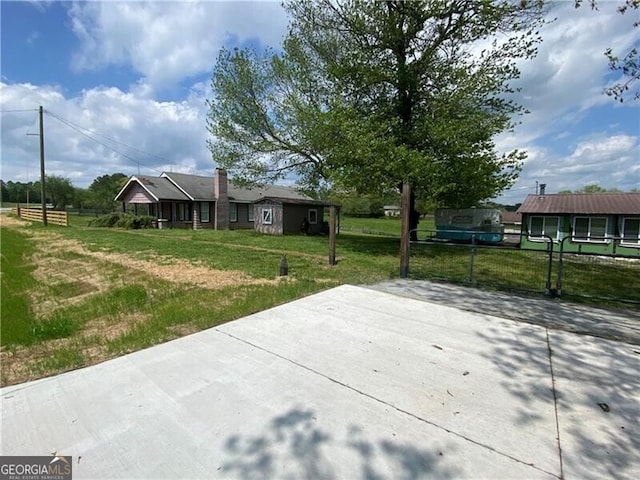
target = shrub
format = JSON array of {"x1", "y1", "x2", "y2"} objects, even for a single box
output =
[
  {"x1": 88, "y1": 213, "x2": 122, "y2": 227},
  {"x1": 88, "y1": 213, "x2": 156, "y2": 229}
]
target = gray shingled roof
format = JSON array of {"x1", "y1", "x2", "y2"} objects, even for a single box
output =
[
  {"x1": 121, "y1": 176, "x2": 190, "y2": 201},
  {"x1": 228, "y1": 183, "x2": 311, "y2": 203},
  {"x1": 163, "y1": 173, "x2": 214, "y2": 201},
  {"x1": 118, "y1": 172, "x2": 312, "y2": 203},
  {"x1": 517, "y1": 193, "x2": 640, "y2": 215},
  {"x1": 254, "y1": 197, "x2": 335, "y2": 207}
]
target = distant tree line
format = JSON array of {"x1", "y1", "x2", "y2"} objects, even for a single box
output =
[
  {"x1": 558, "y1": 184, "x2": 639, "y2": 193},
  {"x1": 0, "y1": 173, "x2": 128, "y2": 212}
]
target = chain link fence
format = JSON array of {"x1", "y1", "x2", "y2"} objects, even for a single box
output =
[{"x1": 408, "y1": 230, "x2": 640, "y2": 306}]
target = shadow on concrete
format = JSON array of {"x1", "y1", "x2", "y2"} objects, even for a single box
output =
[
  {"x1": 475, "y1": 320, "x2": 639, "y2": 479},
  {"x1": 551, "y1": 335, "x2": 639, "y2": 479},
  {"x1": 220, "y1": 407, "x2": 459, "y2": 479},
  {"x1": 371, "y1": 279, "x2": 640, "y2": 478},
  {"x1": 369, "y1": 279, "x2": 640, "y2": 345}
]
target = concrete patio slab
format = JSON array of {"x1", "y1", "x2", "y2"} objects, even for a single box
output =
[
  {"x1": 547, "y1": 330, "x2": 640, "y2": 480},
  {"x1": 368, "y1": 279, "x2": 640, "y2": 344},
  {"x1": 2, "y1": 284, "x2": 638, "y2": 479}
]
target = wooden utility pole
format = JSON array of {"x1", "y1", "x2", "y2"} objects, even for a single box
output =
[
  {"x1": 39, "y1": 105, "x2": 47, "y2": 226},
  {"x1": 399, "y1": 182, "x2": 411, "y2": 278}
]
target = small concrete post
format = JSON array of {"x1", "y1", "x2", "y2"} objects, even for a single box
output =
[{"x1": 279, "y1": 256, "x2": 288, "y2": 276}]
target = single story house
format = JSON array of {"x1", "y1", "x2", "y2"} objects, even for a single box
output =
[
  {"x1": 114, "y1": 169, "x2": 334, "y2": 234},
  {"x1": 254, "y1": 197, "x2": 333, "y2": 235},
  {"x1": 517, "y1": 192, "x2": 640, "y2": 255},
  {"x1": 501, "y1": 211, "x2": 522, "y2": 234},
  {"x1": 383, "y1": 205, "x2": 401, "y2": 217}
]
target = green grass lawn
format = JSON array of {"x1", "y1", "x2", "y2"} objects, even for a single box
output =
[
  {"x1": 1, "y1": 227, "x2": 38, "y2": 345},
  {"x1": 338, "y1": 215, "x2": 435, "y2": 237},
  {"x1": 0, "y1": 218, "x2": 402, "y2": 384},
  {"x1": 1, "y1": 214, "x2": 637, "y2": 386}
]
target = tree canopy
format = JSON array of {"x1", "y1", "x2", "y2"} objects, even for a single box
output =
[
  {"x1": 558, "y1": 184, "x2": 638, "y2": 193},
  {"x1": 207, "y1": 0, "x2": 546, "y2": 214},
  {"x1": 1, "y1": 173, "x2": 129, "y2": 211},
  {"x1": 45, "y1": 175, "x2": 75, "y2": 210},
  {"x1": 88, "y1": 173, "x2": 128, "y2": 211}
]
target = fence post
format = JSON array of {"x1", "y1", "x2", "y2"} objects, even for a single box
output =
[
  {"x1": 556, "y1": 237, "x2": 567, "y2": 297},
  {"x1": 469, "y1": 234, "x2": 476, "y2": 283},
  {"x1": 545, "y1": 235, "x2": 554, "y2": 296}
]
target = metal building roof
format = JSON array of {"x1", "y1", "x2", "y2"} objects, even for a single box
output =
[{"x1": 517, "y1": 193, "x2": 640, "y2": 215}]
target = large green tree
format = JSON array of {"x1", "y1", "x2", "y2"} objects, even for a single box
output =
[
  {"x1": 87, "y1": 173, "x2": 128, "y2": 211},
  {"x1": 44, "y1": 175, "x2": 75, "y2": 210},
  {"x1": 207, "y1": 0, "x2": 546, "y2": 236}
]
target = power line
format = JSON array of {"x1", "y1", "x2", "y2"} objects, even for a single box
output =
[
  {"x1": 45, "y1": 110, "x2": 163, "y2": 175},
  {"x1": 0, "y1": 108, "x2": 39, "y2": 113},
  {"x1": 44, "y1": 110, "x2": 173, "y2": 167}
]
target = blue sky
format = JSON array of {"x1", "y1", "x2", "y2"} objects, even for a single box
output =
[{"x1": 1, "y1": 1, "x2": 638, "y2": 205}]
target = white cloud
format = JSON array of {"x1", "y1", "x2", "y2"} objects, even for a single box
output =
[
  {"x1": 0, "y1": 82, "x2": 212, "y2": 187},
  {"x1": 497, "y1": 133, "x2": 640, "y2": 202},
  {"x1": 68, "y1": 0, "x2": 288, "y2": 93},
  {"x1": 2, "y1": 1, "x2": 638, "y2": 202},
  {"x1": 508, "y1": 1, "x2": 637, "y2": 140},
  {"x1": 26, "y1": 31, "x2": 40, "y2": 44},
  {"x1": 492, "y1": 1, "x2": 640, "y2": 202}
]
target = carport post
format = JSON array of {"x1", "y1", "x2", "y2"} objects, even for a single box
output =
[
  {"x1": 329, "y1": 205, "x2": 337, "y2": 265},
  {"x1": 400, "y1": 182, "x2": 410, "y2": 278}
]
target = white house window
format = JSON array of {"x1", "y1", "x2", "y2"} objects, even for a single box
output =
[
  {"x1": 528, "y1": 216, "x2": 560, "y2": 242},
  {"x1": 248, "y1": 206, "x2": 254, "y2": 222},
  {"x1": 572, "y1": 216, "x2": 608, "y2": 243},
  {"x1": 200, "y1": 202, "x2": 210, "y2": 223},
  {"x1": 230, "y1": 203, "x2": 238, "y2": 222},
  {"x1": 621, "y1": 218, "x2": 640, "y2": 246},
  {"x1": 262, "y1": 208, "x2": 273, "y2": 225},
  {"x1": 308, "y1": 209, "x2": 318, "y2": 224}
]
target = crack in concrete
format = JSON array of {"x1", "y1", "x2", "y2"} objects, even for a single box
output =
[
  {"x1": 217, "y1": 328, "x2": 562, "y2": 479},
  {"x1": 546, "y1": 328, "x2": 565, "y2": 479}
]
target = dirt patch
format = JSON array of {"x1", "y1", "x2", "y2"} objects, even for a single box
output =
[
  {"x1": 0, "y1": 311, "x2": 152, "y2": 386},
  {"x1": 14, "y1": 225, "x2": 282, "y2": 319},
  {"x1": 0, "y1": 213, "x2": 27, "y2": 228},
  {"x1": 82, "y1": 312, "x2": 151, "y2": 342},
  {"x1": 27, "y1": 229, "x2": 279, "y2": 292},
  {"x1": 1, "y1": 216, "x2": 287, "y2": 386}
]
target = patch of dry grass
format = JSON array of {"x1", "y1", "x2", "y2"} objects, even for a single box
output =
[{"x1": 1, "y1": 216, "x2": 288, "y2": 386}]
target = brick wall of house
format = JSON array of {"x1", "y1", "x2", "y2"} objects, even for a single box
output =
[{"x1": 214, "y1": 168, "x2": 230, "y2": 230}]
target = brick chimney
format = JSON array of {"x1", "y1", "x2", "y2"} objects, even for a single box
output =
[{"x1": 214, "y1": 168, "x2": 229, "y2": 230}]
